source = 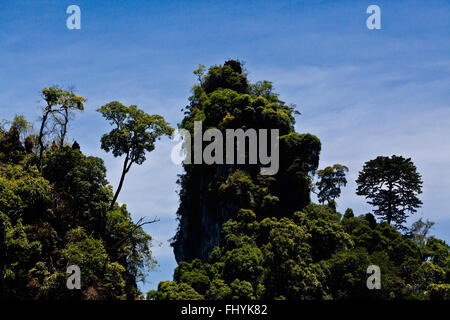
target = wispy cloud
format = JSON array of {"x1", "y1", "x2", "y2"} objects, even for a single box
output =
[{"x1": 250, "y1": 60, "x2": 450, "y2": 222}]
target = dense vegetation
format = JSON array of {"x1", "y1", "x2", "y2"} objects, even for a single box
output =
[
  {"x1": 0, "y1": 61, "x2": 449, "y2": 300},
  {"x1": 172, "y1": 61, "x2": 321, "y2": 262},
  {"x1": 151, "y1": 61, "x2": 450, "y2": 300},
  {"x1": 0, "y1": 92, "x2": 171, "y2": 299}
]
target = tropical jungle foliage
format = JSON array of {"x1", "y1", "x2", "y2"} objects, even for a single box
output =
[
  {"x1": 0, "y1": 89, "x2": 172, "y2": 299},
  {"x1": 150, "y1": 61, "x2": 450, "y2": 300},
  {"x1": 0, "y1": 62, "x2": 448, "y2": 301}
]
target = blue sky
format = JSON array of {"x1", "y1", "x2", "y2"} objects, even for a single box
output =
[{"x1": 0, "y1": 0, "x2": 449, "y2": 293}]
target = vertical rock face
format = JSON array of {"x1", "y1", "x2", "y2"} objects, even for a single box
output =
[
  {"x1": 174, "y1": 164, "x2": 237, "y2": 262},
  {"x1": 174, "y1": 183, "x2": 235, "y2": 262},
  {"x1": 172, "y1": 60, "x2": 321, "y2": 263}
]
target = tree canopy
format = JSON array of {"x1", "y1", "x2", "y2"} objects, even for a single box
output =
[
  {"x1": 172, "y1": 60, "x2": 321, "y2": 262},
  {"x1": 38, "y1": 87, "x2": 85, "y2": 167},
  {"x1": 0, "y1": 90, "x2": 168, "y2": 299},
  {"x1": 1, "y1": 63, "x2": 448, "y2": 301},
  {"x1": 316, "y1": 164, "x2": 349, "y2": 204},
  {"x1": 156, "y1": 61, "x2": 449, "y2": 301},
  {"x1": 97, "y1": 101, "x2": 173, "y2": 209},
  {"x1": 356, "y1": 155, "x2": 423, "y2": 229},
  {"x1": 154, "y1": 204, "x2": 450, "y2": 300}
]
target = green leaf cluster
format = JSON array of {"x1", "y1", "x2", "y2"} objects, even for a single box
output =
[{"x1": 0, "y1": 115, "x2": 156, "y2": 300}]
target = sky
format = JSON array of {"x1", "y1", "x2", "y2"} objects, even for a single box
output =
[{"x1": 0, "y1": 0, "x2": 449, "y2": 293}]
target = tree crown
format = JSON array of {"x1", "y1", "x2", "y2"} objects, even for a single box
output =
[
  {"x1": 356, "y1": 155, "x2": 423, "y2": 229},
  {"x1": 97, "y1": 101, "x2": 174, "y2": 165}
]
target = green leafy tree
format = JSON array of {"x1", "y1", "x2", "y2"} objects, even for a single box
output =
[
  {"x1": 0, "y1": 125, "x2": 24, "y2": 162},
  {"x1": 97, "y1": 101, "x2": 173, "y2": 209},
  {"x1": 0, "y1": 110, "x2": 157, "y2": 299},
  {"x1": 0, "y1": 114, "x2": 34, "y2": 162},
  {"x1": 1, "y1": 114, "x2": 33, "y2": 141},
  {"x1": 315, "y1": 164, "x2": 349, "y2": 204},
  {"x1": 52, "y1": 89, "x2": 85, "y2": 148},
  {"x1": 356, "y1": 155, "x2": 423, "y2": 229},
  {"x1": 38, "y1": 87, "x2": 85, "y2": 168},
  {"x1": 427, "y1": 284, "x2": 450, "y2": 300}
]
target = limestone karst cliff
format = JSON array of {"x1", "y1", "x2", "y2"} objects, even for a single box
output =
[{"x1": 172, "y1": 60, "x2": 321, "y2": 262}]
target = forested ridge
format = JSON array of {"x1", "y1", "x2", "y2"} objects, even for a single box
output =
[
  {"x1": 155, "y1": 61, "x2": 450, "y2": 300},
  {"x1": 0, "y1": 61, "x2": 449, "y2": 300},
  {"x1": 0, "y1": 90, "x2": 171, "y2": 299}
]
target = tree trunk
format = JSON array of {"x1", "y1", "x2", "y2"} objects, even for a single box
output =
[
  {"x1": 38, "y1": 111, "x2": 48, "y2": 170},
  {"x1": 60, "y1": 109, "x2": 69, "y2": 148},
  {"x1": 109, "y1": 154, "x2": 131, "y2": 210},
  {"x1": 387, "y1": 182, "x2": 393, "y2": 225}
]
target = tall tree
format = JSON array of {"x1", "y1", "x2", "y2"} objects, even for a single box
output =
[
  {"x1": 38, "y1": 87, "x2": 85, "y2": 167},
  {"x1": 315, "y1": 164, "x2": 349, "y2": 204},
  {"x1": 97, "y1": 101, "x2": 173, "y2": 209},
  {"x1": 356, "y1": 155, "x2": 423, "y2": 229},
  {"x1": 53, "y1": 90, "x2": 85, "y2": 148}
]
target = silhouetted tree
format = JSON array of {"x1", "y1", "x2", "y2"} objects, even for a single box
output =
[
  {"x1": 316, "y1": 164, "x2": 349, "y2": 204},
  {"x1": 365, "y1": 213, "x2": 377, "y2": 229},
  {"x1": 72, "y1": 140, "x2": 80, "y2": 151},
  {"x1": 356, "y1": 155, "x2": 423, "y2": 229}
]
